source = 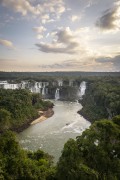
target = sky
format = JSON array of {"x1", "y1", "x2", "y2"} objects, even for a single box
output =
[{"x1": 0, "y1": 0, "x2": 120, "y2": 72}]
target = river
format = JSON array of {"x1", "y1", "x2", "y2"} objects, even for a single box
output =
[{"x1": 18, "y1": 100, "x2": 91, "y2": 163}]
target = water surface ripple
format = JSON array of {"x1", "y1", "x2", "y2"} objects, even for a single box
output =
[{"x1": 18, "y1": 101, "x2": 91, "y2": 162}]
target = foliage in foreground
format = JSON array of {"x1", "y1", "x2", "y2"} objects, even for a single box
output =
[
  {"x1": 0, "y1": 116, "x2": 120, "y2": 179},
  {"x1": 56, "y1": 115, "x2": 120, "y2": 180},
  {"x1": 0, "y1": 131, "x2": 56, "y2": 180}
]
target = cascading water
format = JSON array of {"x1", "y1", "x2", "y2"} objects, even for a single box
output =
[
  {"x1": 42, "y1": 85, "x2": 45, "y2": 95},
  {"x1": 69, "y1": 80, "x2": 73, "y2": 86},
  {"x1": 78, "y1": 81, "x2": 86, "y2": 98},
  {"x1": 42, "y1": 87, "x2": 45, "y2": 96},
  {"x1": 58, "y1": 80, "x2": 63, "y2": 86},
  {"x1": 55, "y1": 88, "x2": 60, "y2": 100}
]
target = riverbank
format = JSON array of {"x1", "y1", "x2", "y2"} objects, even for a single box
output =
[
  {"x1": 9, "y1": 108, "x2": 54, "y2": 133},
  {"x1": 18, "y1": 100, "x2": 91, "y2": 163},
  {"x1": 31, "y1": 108, "x2": 54, "y2": 125},
  {"x1": 77, "y1": 109, "x2": 92, "y2": 123}
]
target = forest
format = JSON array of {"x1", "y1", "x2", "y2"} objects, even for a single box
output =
[
  {"x1": 0, "y1": 76, "x2": 120, "y2": 179},
  {"x1": 79, "y1": 77, "x2": 120, "y2": 122},
  {"x1": 0, "y1": 71, "x2": 119, "y2": 81},
  {"x1": 0, "y1": 116, "x2": 120, "y2": 179},
  {"x1": 0, "y1": 89, "x2": 53, "y2": 133},
  {"x1": 56, "y1": 115, "x2": 120, "y2": 180}
]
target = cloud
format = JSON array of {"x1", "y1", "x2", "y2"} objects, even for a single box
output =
[
  {"x1": 57, "y1": 5, "x2": 65, "y2": 14},
  {"x1": 38, "y1": 58, "x2": 100, "y2": 71},
  {"x1": 33, "y1": 26, "x2": 46, "y2": 34},
  {"x1": 33, "y1": 26, "x2": 46, "y2": 39},
  {"x1": 0, "y1": 0, "x2": 66, "y2": 23},
  {"x1": 36, "y1": 35, "x2": 43, "y2": 40},
  {"x1": 35, "y1": 27, "x2": 87, "y2": 54},
  {"x1": 71, "y1": 15, "x2": 80, "y2": 22},
  {"x1": 40, "y1": 14, "x2": 50, "y2": 24},
  {"x1": 38, "y1": 1, "x2": 65, "y2": 23},
  {"x1": 0, "y1": 39, "x2": 14, "y2": 48},
  {"x1": 38, "y1": 55, "x2": 119, "y2": 72},
  {"x1": 39, "y1": 59, "x2": 91, "y2": 69},
  {"x1": 0, "y1": 0, "x2": 37, "y2": 16},
  {"x1": 96, "y1": 57, "x2": 114, "y2": 63},
  {"x1": 96, "y1": 1, "x2": 120, "y2": 32},
  {"x1": 95, "y1": 55, "x2": 120, "y2": 70}
]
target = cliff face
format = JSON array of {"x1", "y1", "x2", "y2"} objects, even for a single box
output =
[
  {"x1": 59, "y1": 86, "x2": 78, "y2": 101},
  {"x1": 46, "y1": 86, "x2": 78, "y2": 101}
]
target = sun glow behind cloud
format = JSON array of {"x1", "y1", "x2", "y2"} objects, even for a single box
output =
[{"x1": 0, "y1": 0, "x2": 120, "y2": 72}]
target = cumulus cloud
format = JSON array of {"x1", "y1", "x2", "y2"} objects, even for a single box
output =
[
  {"x1": 0, "y1": 39, "x2": 14, "y2": 48},
  {"x1": 33, "y1": 26, "x2": 46, "y2": 39},
  {"x1": 35, "y1": 27, "x2": 87, "y2": 54},
  {"x1": 33, "y1": 26, "x2": 46, "y2": 34},
  {"x1": 40, "y1": 14, "x2": 50, "y2": 24},
  {"x1": 96, "y1": 1, "x2": 120, "y2": 31},
  {"x1": 38, "y1": 1, "x2": 65, "y2": 23},
  {"x1": 0, "y1": 0, "x2": 37, "y2": 16},
  {"x1": 0, "y1": 0, "x2": 66, "y2": 23}
]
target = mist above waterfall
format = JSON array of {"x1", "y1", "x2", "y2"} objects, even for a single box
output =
[{"x1": 78, "y1": 81, "x2": 86, "y2": 99}]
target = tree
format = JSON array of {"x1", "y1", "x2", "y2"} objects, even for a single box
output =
[
  {"x1": 56, "y1": 116, "x2": 120, "y2": 180},
  {"x1": 0, "y1": 131, "x2": 56, "y2": 180},
  {"x1": 0, "y1": 109, "x2": 11, "y2": 131}
]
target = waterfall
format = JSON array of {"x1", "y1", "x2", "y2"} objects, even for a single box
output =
[
  {"x1": 69, "y1": 80, "x2": 73, "y2": 86},
  {"x1": 58, "y1": 80, "x2": 63, "y2": 86},
  {"x1": 55, "y1": 88, "x2": 60, "y2": 100},
  {"x1": 42, "y1": 86, "x2": 45, "y2": 95},
  {"x1": 42, "y1": 82, "x2": 46, "y2": 95},
  {"x1": 78, "y1": 81, "x2": 86, "y2": 98}
]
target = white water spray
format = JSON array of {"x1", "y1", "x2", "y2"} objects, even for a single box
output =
[
  {"x1": 78, "y1": 81, "x2": 86, "y2": 98},
  {"x1": 42, "y1": 85, "x2": 45, "y2": 95}
]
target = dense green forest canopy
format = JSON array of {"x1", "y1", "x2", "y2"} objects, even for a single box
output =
[
  {"x1": 56, "y1": 116, "x2": 120, "y2": 180},
  {"x1": 0, "y1": 131, "x2": 55, "y2": 180},
  {"x1": 0, "y1": 89, "x2": 53, "y2": 132},
  {"x1": 79, "y1": 77, "x2": 120, "y2": 122}
]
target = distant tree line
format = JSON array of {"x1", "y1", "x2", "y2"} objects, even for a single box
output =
[{"x1": 0, "y1": 71, "x2": 120, "y2": 81}]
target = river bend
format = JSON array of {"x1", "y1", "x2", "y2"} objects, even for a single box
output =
[{"x1": 18, "y1": 101, "x2": 90, "y2": 162}]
